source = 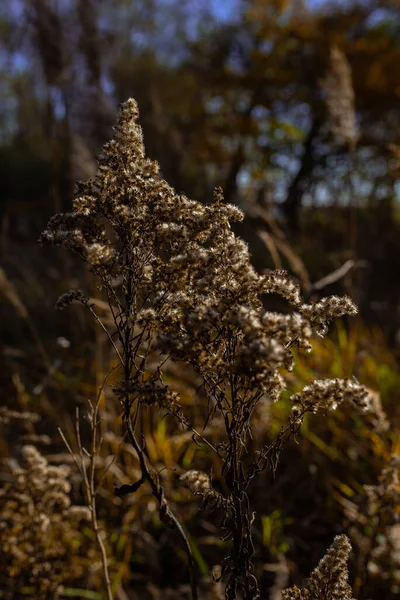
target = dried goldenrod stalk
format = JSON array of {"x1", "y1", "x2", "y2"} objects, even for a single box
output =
[
  {"x1": 321, "y1": 46, "x2": 358, "y2": 148},
  {"x1": 40, "y1": 98, "x2": 368, "y2": 600},
  {"x1": 0, "y1": 445, "x2": 92, "y2": 598},
  {"x1": 282, "y1": 535, "x2": 356, "y2": 600},
  {"x1": 300, "y1": 295, "x2": 357, "y2": 336},
  {"x1": 291, "y1": 378, "x2": 369, "y2": 415}
]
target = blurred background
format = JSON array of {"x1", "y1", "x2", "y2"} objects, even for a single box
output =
[{"x1": 1, "y1": 1, "x2": 400, "y2": 599}]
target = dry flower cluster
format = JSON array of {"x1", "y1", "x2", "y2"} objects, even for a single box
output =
[
  {"x1": 39, "y1": 98, "x2": 369, "y2": 599},
  {"x1": 180, "y1": 470, "x2": 227, "y2": 512},
  {"x1": 0, "y1": 445, "x2": 93, "y2": 599},
  {"x1": 282, "y1": 535, "x2": 355, "y2": 600}
]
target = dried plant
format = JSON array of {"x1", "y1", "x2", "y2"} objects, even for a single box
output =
[
  {"x1": 320, "y1": 46, "x2": 359, "y2": 148},
  {"x1": 58, "y1": 384, "x2": 115, "y2": 600},
  {"x1": 40, "y1": 98, "x2": 368, "y2": 599},
  {"x1": 0, "y1": 445, "x2": 94, "y2": 599},
  {"x1": 281, "y1": 535, "x2": 355, "y2": 600},
  {"x1": 349, "y1": 455, "x2": 400, "y2": 596}
]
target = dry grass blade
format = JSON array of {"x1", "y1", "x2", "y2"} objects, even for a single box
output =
[
  {"x1": 59, "y1": 375, "x2": 115, "y2": 600},
  {"x1": 311, "y1": 259, "x2": 367, "y2": 292},
  {"x1": 0, "y1": 266, "x2": 28, "y2": 319},
  {"x1": 0, "y1": 266, "x2": 51, "y2": 368},
  {"x1": 255, "y1": 204, "x2": 310, "y2": 288},
  {"x1": 258, "y1": 230, "x2": 282, "y2": 270}
]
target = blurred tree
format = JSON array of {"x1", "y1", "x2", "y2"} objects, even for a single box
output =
[{"x1": 2, "y1": 0, "x2": 400, "y2": 327}]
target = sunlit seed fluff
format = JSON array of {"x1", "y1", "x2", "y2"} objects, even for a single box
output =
[
  {"x1": 262, "y1": 312, "x2": 312, "y2": 345},
  {"x1": 306, "y1": 535, "x2": 355, "y2": 599},
  {"x1": 180, "y1": 470, "x2": 212, "y2": 496},
  {"x1": 300, "y1": 295, "x2": 357, "y2": 332},
  {"x1": 291, "y1": 378, "x2": 369, "y2": 414},
  {"x1": 86, "y1": 242, "x2": 115, "y2": 265},
  {"x1": 66, "y1": 506, "x2": 92, "y2": 521},
  {"x1": 261, "y1": 270, "x2": 302, "y2": 306},
  {"x1": 282, "y1": 535, "x2": 356, "y2": 600},
  {"x1": 1, "y1": 445, "x2": 95, "y2": 594},
  {"x1": 180, "y1": 470, "x2": 226, "y2": 511},
  {"x1": 362, "y1": 388, "x2": 389, "y2": 433}
]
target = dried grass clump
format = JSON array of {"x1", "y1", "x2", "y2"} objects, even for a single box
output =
[
  {"x1": 40, "y1": 98, "x2": 367, "y2": 599},
  {"x1": 0, "y1": 445, "x2": 93, "y2": 598}
]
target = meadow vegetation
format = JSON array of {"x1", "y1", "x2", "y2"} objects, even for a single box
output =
[{"x1": 1, "y1": 1, "x2": 400, "y2": 599}]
